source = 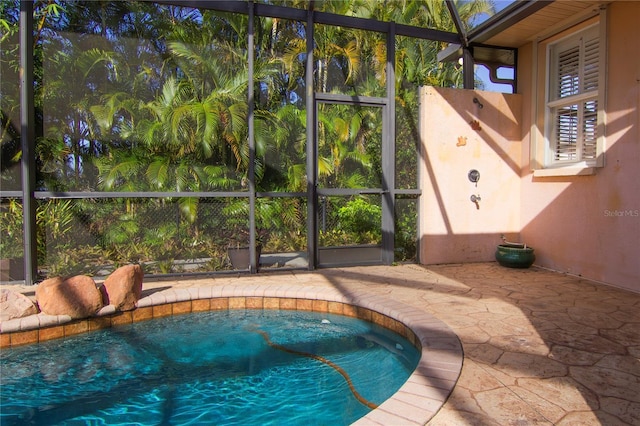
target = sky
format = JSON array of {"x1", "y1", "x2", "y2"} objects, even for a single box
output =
[
  {"x1": 465, "y1": 0, "x2": 518, "y2": 28},
  {"x1": 477, "y1": 65, "x2": 515, "y2": 93},
  {"x1": 470, "y1": 0, "x2": 518, "y2": 93}
]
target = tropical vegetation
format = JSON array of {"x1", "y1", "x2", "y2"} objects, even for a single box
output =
[{"x1": 0, "y1": 0, "x2": 494, "y2": 278}]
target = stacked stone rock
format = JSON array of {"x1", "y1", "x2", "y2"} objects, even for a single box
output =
[
  {"x1": 0, "y1": 264, "x2": 143, "y2": 321},
  {"x1": 0, "y1": 290, "x2": 38, "y2": 322}
]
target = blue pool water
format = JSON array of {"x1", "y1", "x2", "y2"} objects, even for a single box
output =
[{"x1": 0, "y1": 310, "x2": 419, "y2": 425}]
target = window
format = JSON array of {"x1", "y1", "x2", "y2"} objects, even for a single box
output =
[{"x1": 545, "y1": 23, "x2": 604, "y2": 169}]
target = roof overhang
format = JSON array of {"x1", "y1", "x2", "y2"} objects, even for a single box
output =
[
  {"x1": 437, "y1": 43, "x2": 515, "y2": 67},
  {"x1": 467, "y1": 0, "x2": 554, "y2": 46},
  {"x1": 438, "y1": 0, "x2": 553, "y2": 69},
  {"x1": 439, "y1": 0, "x2": 609, "y2": 69}
]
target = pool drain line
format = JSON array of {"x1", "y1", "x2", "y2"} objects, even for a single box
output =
[{"x1": 250, "y1": 328, "x2": 379, "y2": 410}]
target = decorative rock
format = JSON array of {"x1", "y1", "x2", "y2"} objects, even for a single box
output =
[
  {"x1": 100, "y1": 264, "x2": 143, "y2": 311},
  {"x1": 36, "y1": 275, "x2": 103, "y2": 319},
  {"x1": 0, "y1": 289, "x2": 39, "y2": 322}
]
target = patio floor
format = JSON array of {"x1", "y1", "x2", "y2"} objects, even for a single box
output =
[
  {"x1": 2, "y1": 262, "x2": 639, "y2": 424},
  {"x1": 135, "y1": 262, "x2": 639, "y2": 425}
]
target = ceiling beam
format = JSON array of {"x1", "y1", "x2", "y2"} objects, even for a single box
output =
[{"x1": 445, "y1": 0, "x2": 468, "y2": 47}]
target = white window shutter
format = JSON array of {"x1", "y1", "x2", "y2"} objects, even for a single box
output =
[
  {"x1": 583, "y1": 36, "x2": 599, "y2": 92},
  {"x1": 582, "y1": 100, "x2": 598, "y2": 160},
  {"x1": 547, "y1": 24, "x2": 602, "y2": 166},
  {"x1": 556, "y1": 45, "x2": 580, "y2": 99},
  {"x1": 554, "y1": 104, "x2": 579, "y2": 161}
]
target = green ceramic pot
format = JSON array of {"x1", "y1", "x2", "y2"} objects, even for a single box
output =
[{"x1": 495, "y1": 244, "x2": 535, "y2": 268}]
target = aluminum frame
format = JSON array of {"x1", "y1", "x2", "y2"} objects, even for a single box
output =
[{"x1": 6, "y1": 0, "x2": 488, "y2": 283}]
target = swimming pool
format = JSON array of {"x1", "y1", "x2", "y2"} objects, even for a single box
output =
[{"x1": 0, "y1": 309, "x2": 420, "y2": 425}]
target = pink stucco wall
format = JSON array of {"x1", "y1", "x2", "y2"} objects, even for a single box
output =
[
  {"x1": 519, "y1": 1, "x2": 640, "y2": 293},
  {"x1": 419, "y1": 87, "x2": 523, "y2": 264},
  {"x1": 419, "y1": 2, "x2": 639, "y2": 293}
]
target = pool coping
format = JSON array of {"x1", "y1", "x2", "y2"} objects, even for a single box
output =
[{"x1": 1, "y1": 284, "x2": 463, "y2": 425}]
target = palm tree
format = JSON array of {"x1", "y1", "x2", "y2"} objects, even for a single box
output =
[
  {"x1": 9, "y1": 0, "x2": 499, "y2": 271},
  {"x1": 317, "y1": 102, "x2": 381, "y2": 189},
  {"x1": 87, "y1": 8, "x2": 273, "y2": 218}
]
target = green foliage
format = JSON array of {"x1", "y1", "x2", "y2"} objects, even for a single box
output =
[
  {"x1": 256, "y1": 198, "x2": 307, "y2": 251},
  {"x1": 45, "y1": 244, "x2": 106, "y2": 278},
  {"x1": 2, "y1": 1, "x2": 498, "y2": 277},
  {"x1": 394, "y1": 201, "x2": 418, "y2": 262},
  {"x1": 36, "y1": 199, "x2": 74, "y2": 242},
  {"x1": 318, "y1": 229, "x2": 353, "y2": 247},
  {"x1": 0, "y1": 199, "x2": 23, "y2": 259},
  {"x1": 337, "y1": 198, "x2": 381, "y2": 239}
]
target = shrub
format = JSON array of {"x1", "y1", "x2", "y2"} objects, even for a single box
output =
[{"x1": 337, "y1": 198, "x2": 381, "y2": 237}]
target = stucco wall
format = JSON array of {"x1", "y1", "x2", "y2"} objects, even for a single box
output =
[
  {"x1": 418, "y1": 2, "x2": 639, "y2": 293},
  {"x1": 418, "y1": 87, "x2": 523, "y2": 264},
  {"x1": 518, "y1": 1, "x2": 640, "y2": 293}
]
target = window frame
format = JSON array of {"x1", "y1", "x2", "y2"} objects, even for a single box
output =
[{"x1": 535, "y1": 12, "x2": 607, "y2": 175}]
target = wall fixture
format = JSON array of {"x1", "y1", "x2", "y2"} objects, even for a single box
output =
[
  {"x1": 470, "y1": 194, "x2": 481, "y2": 209},
  {"x1": 468, "y1": 169, "x2": 480, "y2": 186},
  {"x1": 473, "y1": 97, "x2": 483, "y2": 109}
]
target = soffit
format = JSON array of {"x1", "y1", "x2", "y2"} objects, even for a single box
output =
[{"x1": 474, "y1": 1, "x2": 609, "y2": 48}]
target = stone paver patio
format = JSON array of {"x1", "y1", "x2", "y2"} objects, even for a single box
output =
[
  {"x1": 2, "y1": 262, "x2": 639, "y2": 424},
  {"x1": 279, "y1": 263, "x2": 638, "y2": 425},
  {"x1": 401, "y1": 263, "x2": 640, "y2": 425}
]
